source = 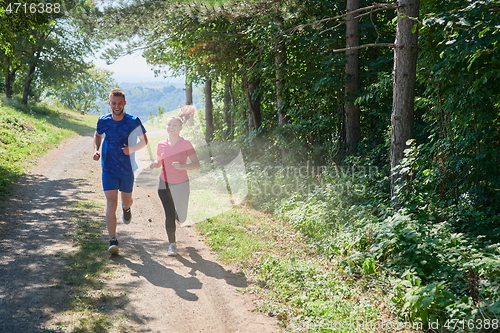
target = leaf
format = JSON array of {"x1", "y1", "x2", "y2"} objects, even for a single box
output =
[
  {"x1": 488, "y1": 301, "x2": 500, "y2": 315},
  {"x1": 412, "y1": 22, "x2": 418, "y2": 34},
  {"x1": 362, "y1": 257, "x2": 377, "y2": 275}
]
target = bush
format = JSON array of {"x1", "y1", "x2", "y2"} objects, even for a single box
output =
[{"x1": 255, "y1": 152, "x2": 500, "y2": 331}]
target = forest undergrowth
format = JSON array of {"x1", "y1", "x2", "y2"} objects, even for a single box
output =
[{"x1": 234, "y1": 146, "x2": 500, "y2": 332}]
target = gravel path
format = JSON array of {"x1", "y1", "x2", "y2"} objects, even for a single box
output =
[{"x1": 0, "y1": 134, "x2": 277, "y2": 333}]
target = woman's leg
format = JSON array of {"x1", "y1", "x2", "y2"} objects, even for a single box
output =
[
  {"x1": 170, "y1": 180, "x2": 190, "y2": 223},
  {"x1": 157, "y1": 179, "x2": 177, "y2": 243}
]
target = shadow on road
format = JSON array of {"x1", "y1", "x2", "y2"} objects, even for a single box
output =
[
  {"x1": 111, "y1": 243, "x2": 202, "y2": 301},
  {"x1": 0, "y1": 174, "x2": 94, "y2": 332},
  {"x1": 177, "y1": 246, "x2": 249, "y2": 289},
  {"x1": 110, "y1": 242, "x2": 250, "y2": 305}
]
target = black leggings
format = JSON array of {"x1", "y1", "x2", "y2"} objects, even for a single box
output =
[{"x1": 157, "y1": 179, "x2": 190, "y2": 243}]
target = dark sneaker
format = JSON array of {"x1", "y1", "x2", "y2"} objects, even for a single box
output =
[
  {"x1": 122, "y1": 207, "x2": 132, "y2": 224},
  {"x1": 108, "y1": 238, "x2": 119, "y2": 255},
  {"x1": 167, "y1": 243, "x2": 177, "y2": 256}
]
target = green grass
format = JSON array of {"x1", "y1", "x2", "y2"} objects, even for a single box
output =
[
  {"x1": 195, "y1": 206, "x2": 413, "y2": 332},
  {"x1": 0, "y1": 96, "x2": 96, "y2": 201},
  {"x1": 197, "y1": 208, "x2": 274, "y2": 264},
  {"x1": 54, "y1": 200, "x2": 136, "y2": 333}
]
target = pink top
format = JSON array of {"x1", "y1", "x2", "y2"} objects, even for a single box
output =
[{"x1": 157, "y1": 137, "x2": 195, "y2": 184}]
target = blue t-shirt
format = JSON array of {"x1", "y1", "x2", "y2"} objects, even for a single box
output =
[{"x1": 96, "y1": 113, "x2": 147, "y2": 175}]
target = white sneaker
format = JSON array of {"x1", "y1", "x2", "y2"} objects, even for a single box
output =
[
  {"x1": 108, "y1": 238, "x2": 119, "y2": 255},
  {"x1": 167, "y1": 243, "x2": 177, "y2": 256}
]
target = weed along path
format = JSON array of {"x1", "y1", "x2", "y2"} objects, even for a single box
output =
[{"x1": 0, "y1": 134, "x2": 277, "y2": 333}]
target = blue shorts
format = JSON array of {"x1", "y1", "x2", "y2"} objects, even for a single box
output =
[{"x1": 102, "y1": 171, "x2": 134, "y2": 193}]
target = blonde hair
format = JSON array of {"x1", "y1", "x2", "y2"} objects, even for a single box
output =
[
  {"x1": 178, "y1": 105, "x2": 196, "y2": 124},
  {"x1": 167, "y1": 116, "x2": 183, "y2": 126}
]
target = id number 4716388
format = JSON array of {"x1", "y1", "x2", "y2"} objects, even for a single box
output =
[
  {"x1": 444, "y1": 318, "x2": 499, "y2": 330},
  {"x1": 5, "y1": 2, "x2": 61, "y2": 14}
]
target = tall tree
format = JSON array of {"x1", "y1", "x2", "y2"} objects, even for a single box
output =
[
  {"x1": 344, "y1": 0, "x2": 361, "y2": 149},
  {"x1": 390, "y1": 0, "x2": 420, "y2": 201},
  {"x1": 273, "y1": 14, "x2": 287, "y2": 127},
  {"x1": 223, "y1": 73, "x2": 234, "y2": 140},
  {"x1": 0, "y1": 0, "x2": 97, "y2": 101},
  {"x1": 205, "y1": 76, "x2": 214, "y2": 142},
  {"x1": 0, "y1": 0, "x2": 48, "y2": 98}
]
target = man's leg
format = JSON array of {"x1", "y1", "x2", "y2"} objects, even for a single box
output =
[
  {"x1": 104, "y1": 190, "x2": 119, "y2": 239},
  {"x1": 121, "y1": 191, "x2": 133, "y2": 210},
  {"x1": 119, "y1": 173, "x2": 134, "y2": 224}
]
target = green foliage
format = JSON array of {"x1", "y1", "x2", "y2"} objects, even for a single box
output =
[
  {"x1": 272, "y1": 164, "x2": 500, "y2": 330},
  {"x1": 197, "y1": 207, "x2": 388, "y2": 332},
  {"x1": 45, "y1": 65, "x2": 117, "y2": 113},
  {"x1": 2, "y1": 0, "x2": 499, "y2": 330},
  {"x1": 0, "y1": 96, "x2": 95, "y2": 200},
  {"x1": 258, "y1": 257, "x2": 381, "y2": 332},
  {"x1": 414, "y1": 0, "x2": 500, "y2": 238},
  {"x1": 0, "y1": 0, "x2": 98, "y2": 102}
]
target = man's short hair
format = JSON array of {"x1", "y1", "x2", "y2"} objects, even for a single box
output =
[{"x1": 109, "y1": 89, "x2": 126, "y2": 100}]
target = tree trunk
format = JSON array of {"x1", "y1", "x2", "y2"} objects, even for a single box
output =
[
  {"x1": 185, "y1": 68, "x2": 193, "y2": 105},
  {"x1": 223, "y1": 74, "x2": 233, "y2": 140},
  {"x1": 185, "y1": 82, "x2": 193, "y2": 105},
  {"x1": 22, "y1": 64, "x2": 36, "y2": 105},
  {"x1": 274, "y1": 16, "x2": 287, "y2": 127},
  {"x1": 243, "y1": 76, "x2": 262, "y2": 131},
  {"x1": 204, "y1": 77, "x2": 214, "y2": 142},
  {"x1": 185, "y1": 83, "x2": 193, "y2": 105},
  {"x1": 4, "y1": 58, "x2": 18, "y2": 99},
  {"x1": 4, "y1": 71, "x2": 15, "y2": 99},
  {"x1": 390, "y1": 0, "x2": 420, "y2": 202},
  {"x1": 345, "y1": 0, "x2": 361, "y2": 150}
]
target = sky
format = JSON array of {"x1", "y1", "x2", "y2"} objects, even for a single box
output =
[{"x1": 90, "y1": 49, "x2": 181, "y2": 84}]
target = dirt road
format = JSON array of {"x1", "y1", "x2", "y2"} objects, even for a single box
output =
[{"x1": 0, "y1": 134, "x2": 277, "y2": 332}]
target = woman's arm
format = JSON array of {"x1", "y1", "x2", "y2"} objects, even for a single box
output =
[
  {"x1": 172, "y1": 152, "x2": 200, "y2": 170},
  {"x1": 150, "y1": 155, "x2": 163, "y2": 169}
]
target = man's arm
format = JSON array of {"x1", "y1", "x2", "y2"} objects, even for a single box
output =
[
  {"x1": 122, "y1": 133, "x2": 148, "y2": 155},
  {"x1": 93, "y1": 131, "x2": 103, "y2": 161}
]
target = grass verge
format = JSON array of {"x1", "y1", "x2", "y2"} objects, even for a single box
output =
[
  {"x1": 0, "y1": 96, "x2": 96, "y2": 202},
  {"x1": 50, "y1": 200, "x2": 136, "y2": 333},
  {"x1": 195, "y1": 205, "x2": 420, "y2": 332}
]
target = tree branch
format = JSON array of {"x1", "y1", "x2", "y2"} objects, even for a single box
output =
[
  {"x1": 286, "y1": 3, "x2": 398, "y2": 35},
  {"x1": 332, "y1": 43, "x2": 395, "y2": 53}
]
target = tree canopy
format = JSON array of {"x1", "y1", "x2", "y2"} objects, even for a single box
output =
[{"x1": 2, "y1": 0, "x2": 500, "y2": 327}]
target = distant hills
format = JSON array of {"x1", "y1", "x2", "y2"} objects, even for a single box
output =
[{"x1": 95, "y1": 80, "x2": 203, "y2": 120}]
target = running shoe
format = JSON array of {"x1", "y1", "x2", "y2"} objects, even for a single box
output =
[
  {"x1": 122, "y1": 207, "x2": 132, "y2": 224},
  {"x1": 167, "y1": 243, "x2": 177, "y2": 256},
  {"x1": 108, "y1": 238, "x2": 119, "y2": 255}
]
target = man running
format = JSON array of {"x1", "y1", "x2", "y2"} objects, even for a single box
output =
[{"x1": 93, "y1": 89, "x2": 148, "y2": 254}]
